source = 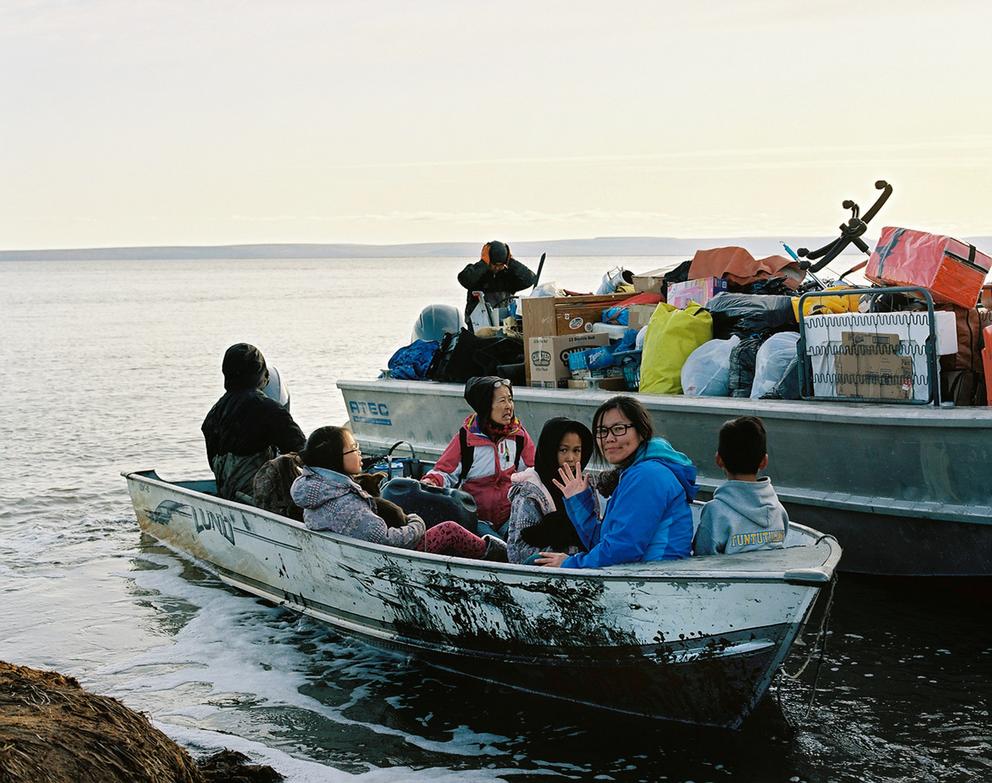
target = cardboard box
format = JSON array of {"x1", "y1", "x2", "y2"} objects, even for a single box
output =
[
  {"x1": 805, "y1": 310, "x2": 956, "y2": 402},
  {"x1": 521, "y1": 293, "x2": 630, "y2": 382},
  {"x1": 834, "y1": 332, "x2": 913, "y2": 400},
  {"x1": 566, "y1": 377, "x2": 628, "y2": 391},
  {"x1": 632, "y1": 268, "x2": 668, "y2": 295},
  {"x1": 528, "y1": 332, "x2": 609, "y2": 388},
  {"x1": 667, "y1": 277, "x2": 729, "y2": 309},
  {"x1": 521, "y1": 293, "x2": 632, "y2": 338},
  {"x1": 626, "y1": 304, "x2": 658, "y2": 331}
]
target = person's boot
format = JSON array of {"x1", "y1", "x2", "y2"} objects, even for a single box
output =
[{"x1": 482, "y1": 534, "x2": 508, "y2": 563}]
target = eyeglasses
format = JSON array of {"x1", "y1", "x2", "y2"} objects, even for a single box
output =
[
  {"x1": 594, "y1": 423, "x2": 634, "y2": 439},
  {"x1": 343, "y1": 446, "x2": 362, "y2": 455},
  {"x1": 493, "y1": 378, "x2": 512, "y2": 389}
]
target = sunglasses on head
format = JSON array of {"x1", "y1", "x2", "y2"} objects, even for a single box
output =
[{"x1": 492, "y1": 378, "x2": 512, "y2": 389}]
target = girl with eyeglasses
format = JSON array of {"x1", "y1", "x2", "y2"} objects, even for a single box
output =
[
  {"x1": 535, "y1": 396, "x2": 697, "y2": 569},
  {"x1": 422, "y1": 376, "x2": 536, "y2": 538},
  {"x1": 291, "y1": 426, "x2": 505, "y2": 559}
]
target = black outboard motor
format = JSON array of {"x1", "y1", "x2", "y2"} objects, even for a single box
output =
[
  {"x1": 380, "y1": 477, "x2": 479, "y2": 534},
  {"x1": 412, "y1": 304, "x2": 462, "y2": 342}
]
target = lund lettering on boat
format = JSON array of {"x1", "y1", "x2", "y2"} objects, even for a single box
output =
[
  {"x1": 348, "y1": 400, "x2": 392, "y2": 426},
  {"x1": 192, "y1": 507, "x2": 237, "y2": 545}
]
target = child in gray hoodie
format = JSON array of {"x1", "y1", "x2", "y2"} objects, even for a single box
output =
[{"x1": 693, "y1": 416, "x2": 789, "y2": 556}]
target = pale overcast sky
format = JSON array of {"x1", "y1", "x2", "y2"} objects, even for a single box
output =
[{"x1": 1, "y1": 0, "x2": 990, "y2": 249}]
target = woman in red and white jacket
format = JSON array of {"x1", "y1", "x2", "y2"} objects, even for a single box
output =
[{"x1": 421, "y1": 376, "x2": 536, "y2": 537}]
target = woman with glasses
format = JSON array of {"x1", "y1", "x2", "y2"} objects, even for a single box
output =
[
  {"x1": 291, "y1": 426, "x2": 505, "y2": 559},
  {"x1": 535, "y1": 396, "x2": 697, "y2": 569},
  {"x1": 422, "y1": 376, "x2": 536, "y2": 538}
]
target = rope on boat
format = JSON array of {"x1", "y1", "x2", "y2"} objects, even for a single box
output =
[{"x1": 779, "y1": 569, "x2": 838, "y2": 721}]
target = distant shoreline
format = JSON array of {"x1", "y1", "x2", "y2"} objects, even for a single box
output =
[
  {"x1": 0, "y1": 236, "x2": 914, "y2": 261},
  {"x1": 4, "y1": 235, "x2": 990, "y2": 262}
]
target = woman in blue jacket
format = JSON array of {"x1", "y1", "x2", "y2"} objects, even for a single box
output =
[{"x1": 535, "y1": 396, "x2": 697, "y2": 569}]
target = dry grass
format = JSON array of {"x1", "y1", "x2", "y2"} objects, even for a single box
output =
[{"x1": 0, "y1": 661, "x2": 282, "y2": 783}]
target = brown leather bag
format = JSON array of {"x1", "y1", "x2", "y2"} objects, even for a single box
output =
[{"x1": 937, "y1": 304, "x2": 992, "y2": 405}]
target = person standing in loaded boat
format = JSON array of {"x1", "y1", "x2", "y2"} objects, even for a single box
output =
[
  {"x1": 536, "y1": 396, "x2": 696, "y2": 569},
  {"x1": 457, "y1": 240, "x2": 536, "y2": 330},
  {"x1": 692, "y1": 416, "x2": 789, "y2": 556},
  {"x1": 201, "y1": 343, "x2": 306, "y2": 502}
]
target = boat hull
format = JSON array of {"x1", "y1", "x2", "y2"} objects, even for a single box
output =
[
  {"x1": 339, "y1": 379, "x2": 992, "y2": 577},
  {"x1": 124, "y1": 470, "x2": 839, "y2": 728}
]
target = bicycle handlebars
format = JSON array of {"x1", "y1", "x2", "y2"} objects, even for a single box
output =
[{"x1": 796, "y1": 180, "x2": 893, "y2": 273}]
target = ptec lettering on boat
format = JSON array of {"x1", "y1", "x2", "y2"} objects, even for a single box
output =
[{"x1": 348, "y1": 400, "x2": 392, "y2": 426}]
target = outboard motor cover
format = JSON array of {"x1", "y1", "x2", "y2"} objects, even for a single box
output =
[
  {"x1": 412, "y1": 304, "x2": 462, "y2": 343},
  {"x1": 379, "y1": 477, "x2": 479, "y2": 534},
  {"x1": 262, "y1": 365, "x2": 291, "y2": 411}
]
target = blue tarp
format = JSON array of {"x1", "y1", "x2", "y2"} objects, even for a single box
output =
[{"x1": 388, "y1": 339, "x2": 440, "y2": 380}]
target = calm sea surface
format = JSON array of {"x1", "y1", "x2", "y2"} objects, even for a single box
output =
[{"x1": 1, "y1": 257, "x2": 989, "y2": 783}]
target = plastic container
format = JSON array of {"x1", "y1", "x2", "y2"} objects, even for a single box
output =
[
  {"x1": 379, "y1": 477, "x2": 479, "y2": 533},
  {"x1": 370, "y1": 441, "x2": 423, "y2": 480},
  {"x1": 984, "y1": 325, "x2": 992, "y2": 406},
  {"x1": 614, "y1": 350, "x2": 642, "y2": 391},
  {"x1": 866, "y1": 227, "x2": 992, "y2": 309}
]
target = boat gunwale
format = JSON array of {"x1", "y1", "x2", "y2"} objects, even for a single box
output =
[
  {"x1": 337, "y1": 377, "x2": 992, "y2": 428},
  {"x1": 123, "y1": 469, "x2": 841, "y2": 586}
]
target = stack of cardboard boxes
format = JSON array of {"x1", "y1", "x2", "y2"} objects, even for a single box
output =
[
  {"x1": 522, "y1": 293, "x2": 633, "y2": 388},
  {"x1": 834, "y1": 332, "x2": 914, "y2": 401}
]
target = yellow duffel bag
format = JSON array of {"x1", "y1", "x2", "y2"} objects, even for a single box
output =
[
  {"x1": 640, "y1": 302, "x2": 714, "y2": 395},
  {"x1": 792, "y1": 287, "x2": 861, "y2": 319}
]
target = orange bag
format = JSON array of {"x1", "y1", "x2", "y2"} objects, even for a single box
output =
[
  {"x1": 866, "y1": 227, "x2": 991, "y2": 309},
  {"x1": 983, "y1": 325, "x2": 992, "y2": 406}
]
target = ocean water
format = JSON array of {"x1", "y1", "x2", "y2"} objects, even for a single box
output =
[{"x1": 1, "y1": 256, "x2": 990, "y2": 783}]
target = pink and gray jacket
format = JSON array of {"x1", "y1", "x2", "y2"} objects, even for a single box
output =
[{"x1": 422, "y1": 414, "x2": 535, "y2": 528}]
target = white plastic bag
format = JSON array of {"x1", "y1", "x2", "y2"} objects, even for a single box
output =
[
  {"x1": 681, "y1": 336, "x2": 740, "y2": 397},
  {"x1": 529, "y1": 282, "x2": 562, "y2": 298},
  {"x1": 635, "y1": 325, "x2": 649, "y2": 351},
  {"x1": 750, "y1": 332, "x2": 801, "y2": 399}
]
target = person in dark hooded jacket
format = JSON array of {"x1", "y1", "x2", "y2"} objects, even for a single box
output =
[
  {"x1": 201, "y1": 343, "x2": 306, "y2": 501},
  {"x1": 457, "y1": 241, "x2": 536, "y2": 328}
]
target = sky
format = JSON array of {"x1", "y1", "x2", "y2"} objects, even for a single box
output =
[{"x1": 2, "y1": 0, "x2": 991, "y2": 250}]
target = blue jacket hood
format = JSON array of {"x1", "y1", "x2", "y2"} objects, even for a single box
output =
[{"x1": 634, "y1": 437, "x2": 698, "y2": 501}]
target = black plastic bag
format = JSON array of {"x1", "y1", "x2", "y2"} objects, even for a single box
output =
[
  {"x1": 728, "y1": 335, "x2": 764, "y2": 398},
  {"x1": 426, "y1": 328, "x2": 524, "y2": 383},
  {"x1": 706, "y1": 293, "x2": 796, "y2": 340}
]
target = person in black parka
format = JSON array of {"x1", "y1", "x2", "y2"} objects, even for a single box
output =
[
  {"x1": 457, "y1": 241, "x2": 536, "y2": 329},
  {"x1": 201, "y1": 343, "x2": 306, "y2": 501}
]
